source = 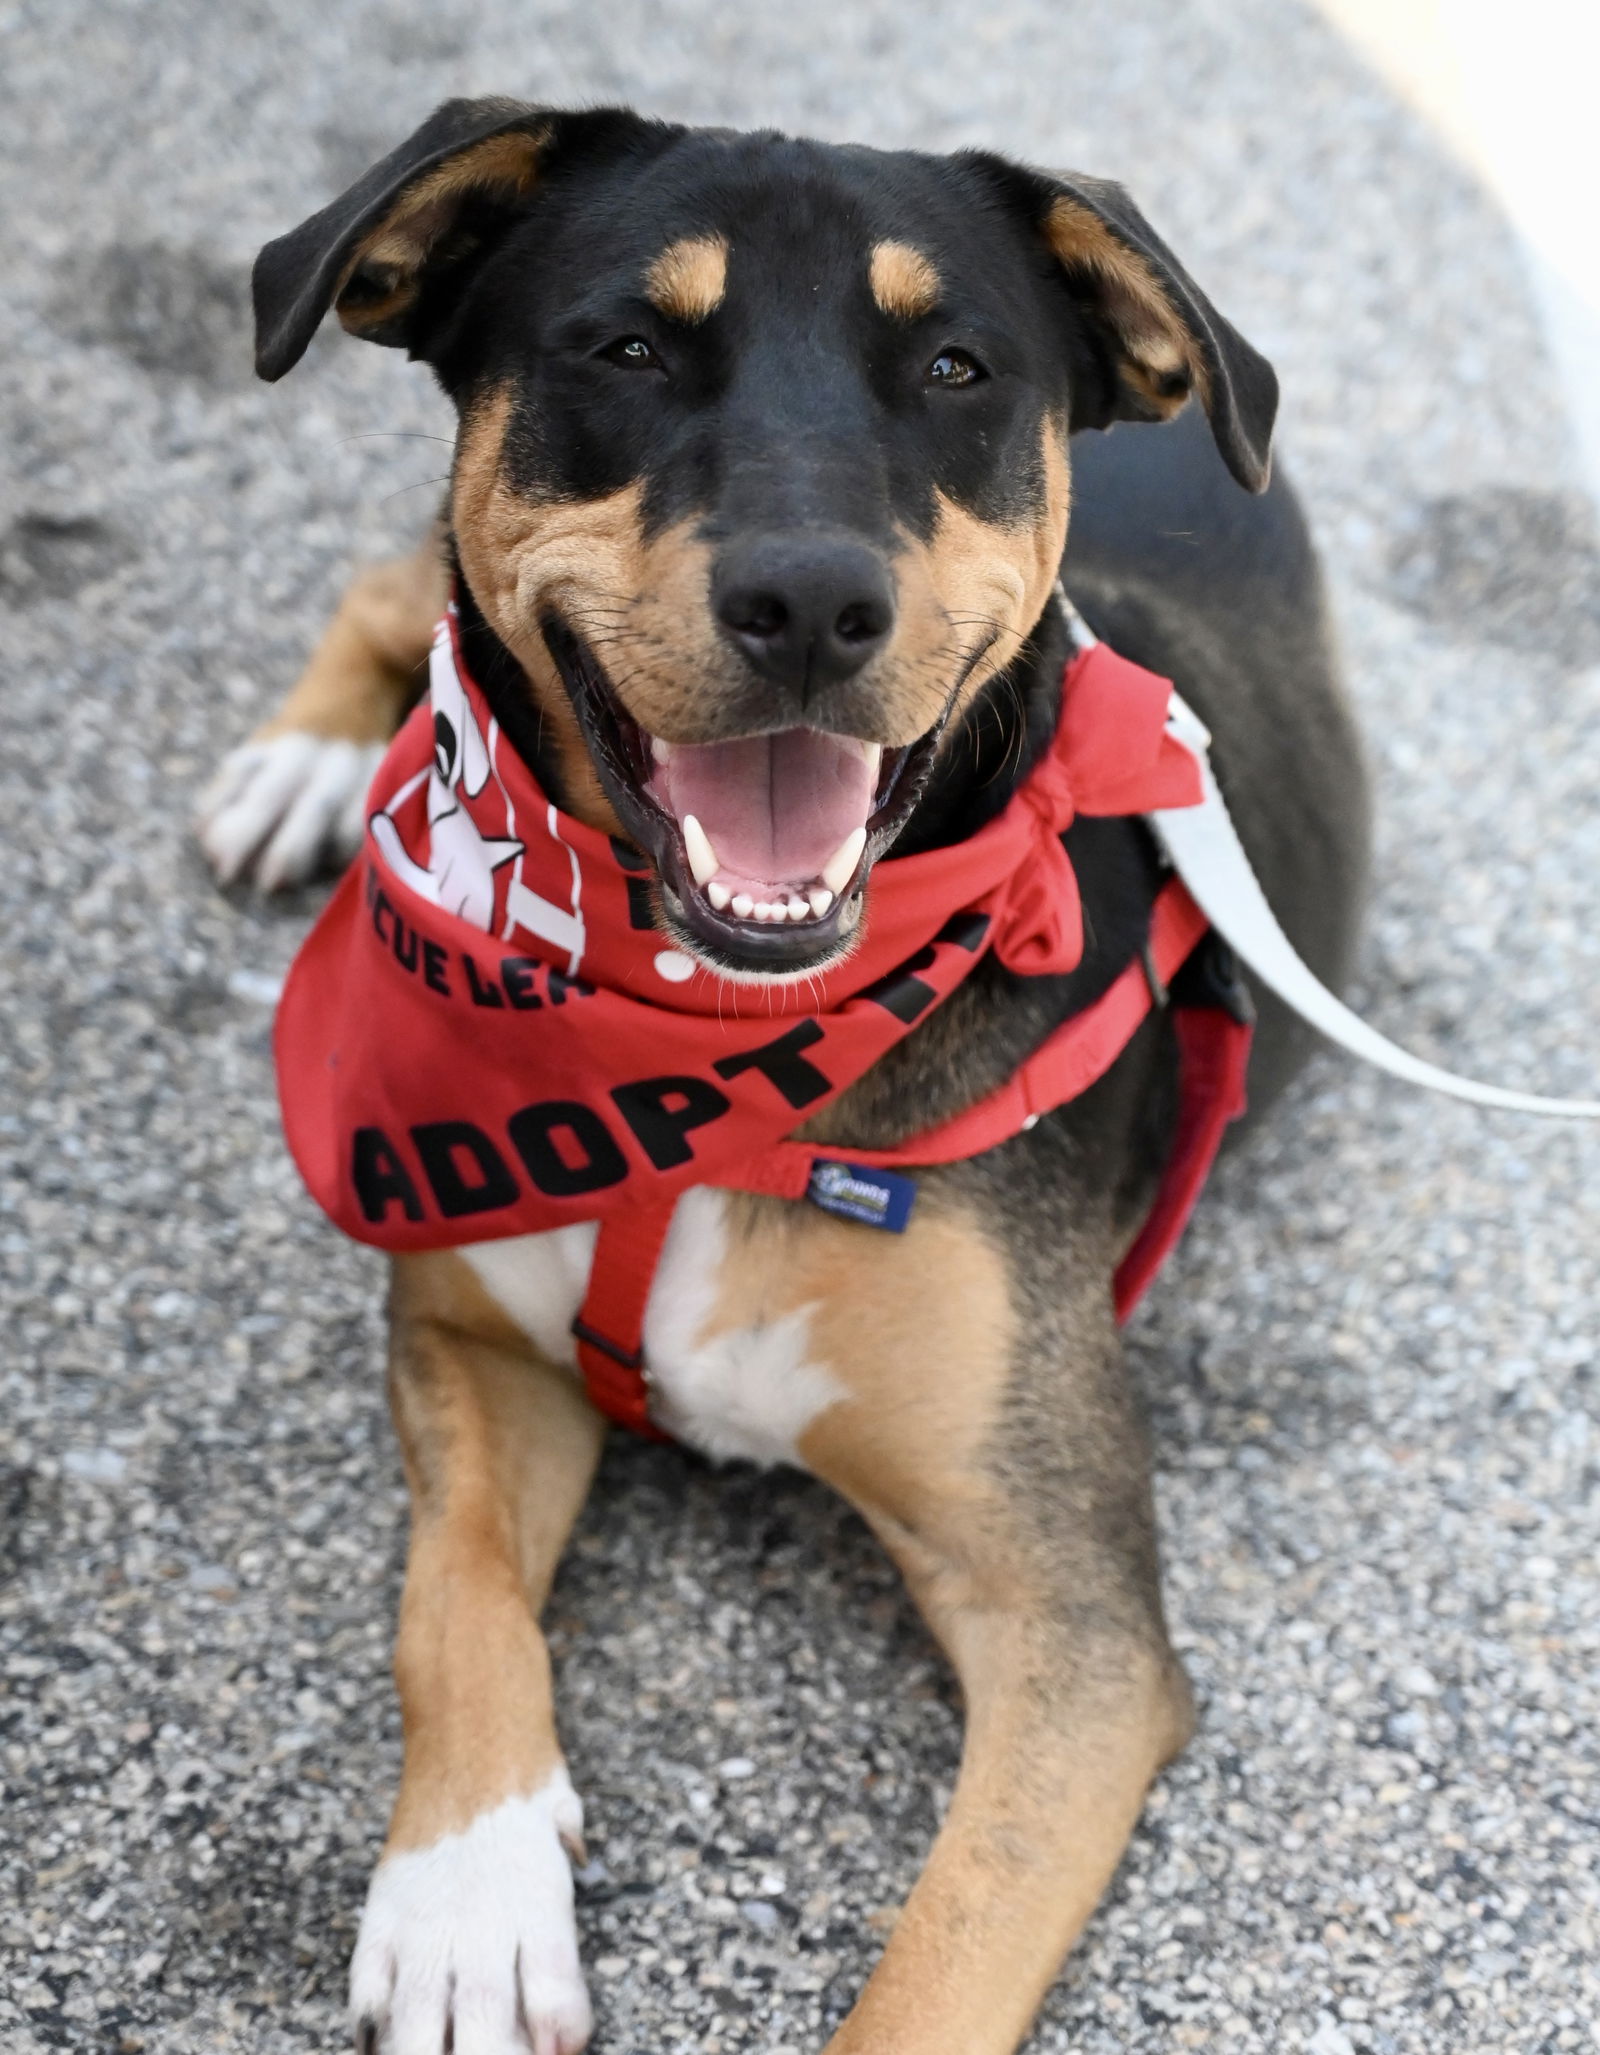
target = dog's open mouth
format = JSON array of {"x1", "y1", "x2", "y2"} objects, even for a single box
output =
[{"x1": 546, "y1": 622, "x2": 945, "y2": 973}]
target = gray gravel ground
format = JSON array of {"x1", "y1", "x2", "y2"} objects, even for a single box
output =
[{"x1": 3, "y1": 1, "x2": 1598, "y2": 2050}]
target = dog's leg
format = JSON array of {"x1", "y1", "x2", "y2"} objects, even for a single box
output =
[
  {"x1": 198, "y1": 528, "x2": 446, "y2": 889},
  {"x1": 788, "y1": 1203, "x2": 1193, "y2": 2055},
  {"x1": 350, "y1": 1251, "x2": 604, "y2": 2055}
]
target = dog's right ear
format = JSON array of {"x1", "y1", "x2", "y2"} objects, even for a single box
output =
[{"x1": 252, "y1": 97, "x2": 657, "y2": 380}]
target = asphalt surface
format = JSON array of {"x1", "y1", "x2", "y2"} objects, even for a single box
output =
[{"x1": 3, "y1": 2, "x2": 1598, "y2": 2051}]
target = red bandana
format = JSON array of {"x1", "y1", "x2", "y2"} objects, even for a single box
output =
[{"x1": 275, "y1": 606, "x2": 1211, "y2": 1266}]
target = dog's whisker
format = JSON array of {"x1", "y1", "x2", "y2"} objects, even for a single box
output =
[
  {"x1": 378, "y1": 475, "x2": 452, "y2": 506},
  {"x1": 336, "y1": 430, "x2": 457, "y2": 447}
]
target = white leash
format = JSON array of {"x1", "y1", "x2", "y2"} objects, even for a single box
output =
[{"x1": 1059, "y1": 589, "x2": 1600, "y2": 1120}]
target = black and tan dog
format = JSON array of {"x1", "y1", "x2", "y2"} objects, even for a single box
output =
[{"x1": 199, "y1": 99, "x2": 1369, "y2": 2055}]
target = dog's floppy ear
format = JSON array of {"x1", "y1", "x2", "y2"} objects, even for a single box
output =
[
  {"x1": 252, "y1": 97, "x2": 654, "y2": 380},
  {"x1": 973, "y1": 156, "x2": 1279, "y2": 492}
]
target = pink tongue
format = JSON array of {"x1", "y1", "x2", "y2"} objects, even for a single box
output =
[{"x1": 652, "y1": 728, "x2": 876, "y2": 887}]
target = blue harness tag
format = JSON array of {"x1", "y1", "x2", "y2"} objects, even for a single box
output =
[{"x1": 806, "y1": 1159, "x2": 917, "y2": 1233}]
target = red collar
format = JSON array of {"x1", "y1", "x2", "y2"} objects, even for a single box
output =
[{"x1": 274, "y1": 609, "x2": 1249, "y2": 1432}]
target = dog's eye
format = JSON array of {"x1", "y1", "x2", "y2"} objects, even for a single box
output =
[
  {"x1": 926, "y1": 348, "x2": 983, "y2": 388},
  {"x1": 602, "y1": 335, "x2": 663, "y2": 370}
]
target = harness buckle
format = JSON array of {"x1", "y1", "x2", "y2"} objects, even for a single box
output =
[{"x1": 1172, "y1": 934, "x2": 1256, "y2": 1027}]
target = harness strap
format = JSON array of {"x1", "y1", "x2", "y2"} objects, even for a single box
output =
[
  {"x1": 570, "y1": 878, "x2": 1248, "y2": 1433},
  {"x1": 715, "y1": 876, "x2": 1208, "y2": 1197},
  {"x1": 572, "y1": 1200, "x2": 676, "y2": 1439},
  {"x1": 894, "y1": 878, "x2": 1210, "y2": 1168},
  {"x1": 1112, "y1": 997, "x2": 1253, "y2": 1320}
]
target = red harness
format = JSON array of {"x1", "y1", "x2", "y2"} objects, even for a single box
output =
[{"x1": 275, "y1": 610, "x2": 1253, "y2": 1436}]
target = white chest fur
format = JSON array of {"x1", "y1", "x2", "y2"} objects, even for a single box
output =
[{"x1": 462, "y1": 1188, "x2": 844, "y2": 1466}]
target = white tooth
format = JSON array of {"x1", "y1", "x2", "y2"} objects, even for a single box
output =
[
  {"x1": 821, "y1": 826, "x2": 867, "y2": 895},
  {"x1": 852, "y1": 740, "x2": 883, "y2": 780},
  {"x1": 786, "y1": 896, "x2": 808, "y2": 921},
  {"x1": 808, "y1": 887, "x2": 834, "y2": 918},
  {"x1": 707, "y1": 881, "x2": 731, "y2": 911},
  {"x1": 731, "y1": 893, "x2": 754, "y2": 919},
  {"x1": 651, "y1": 738, "x2": 674, "y2": 765},
  {"x1": 682, "y1": 813, "x2": 718, "y2": 887}
]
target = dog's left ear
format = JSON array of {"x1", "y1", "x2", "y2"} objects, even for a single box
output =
[
  {"x1": 973, "y1": 156, "x2": 1279, "y2": 492},
  {"x1": 251, "y1": 97, "x2": 664, "y2": 381}
]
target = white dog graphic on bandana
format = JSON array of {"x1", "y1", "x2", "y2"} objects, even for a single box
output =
[{"x1": 370, "y1": 622, "x2": 586, "y2": 968}]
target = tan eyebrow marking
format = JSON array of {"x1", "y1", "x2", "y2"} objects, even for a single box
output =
[
  {"x1": 644, "y1": 234, "x2": 729, "y2": 323},
  {"x1": 869, "y1": 241, "x2": 941, "y2": 321}
]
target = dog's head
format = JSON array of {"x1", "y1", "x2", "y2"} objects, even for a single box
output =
[{"x1": 255, "y1": 100, "x2": 1275, "y2": 979}]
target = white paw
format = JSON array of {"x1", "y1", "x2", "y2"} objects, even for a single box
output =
[
  {"x1": 349, "y1": 1774, "x2": 593, "y2": 2055},
  {"x1": 195, "y1": 731, "x2": 384, "y2": 889}
]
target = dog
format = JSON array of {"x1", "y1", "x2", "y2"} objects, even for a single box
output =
[{"x1": 198, "y1": 97, "x2": 1370, "y2": 2055}]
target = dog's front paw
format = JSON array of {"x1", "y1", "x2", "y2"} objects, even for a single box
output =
[
  {"x1": 196, "y1": 731, "x2": 383, "y2": 889},
  {"x1": 349, "y1": 1774, "x2": 593, "y2": 2055}
]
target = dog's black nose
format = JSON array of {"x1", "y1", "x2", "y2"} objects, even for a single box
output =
[{"x1": 713, "y1": 534, "x2": 895, "y2": 694}]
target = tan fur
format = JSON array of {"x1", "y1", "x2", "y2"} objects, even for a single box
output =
[
  {"x1": 702, "y1": 1194, "x2": 1013, "y2": 1522},
  {"x1": 685, "y1": 1192, "x2": 1192, "y2": 2053},
  {"x1": 382, "y1": 1251, "x2": 604, "y2": 1855},
  {"x1": 450, "y1": 386, "x2": 639, "y2": 829},
  {"x1": 451, "y1": 389, "x2": 1071, "y2": 802},
  {"x1": 869, "y1": 240, "x2": 941, "y2": 321},
  {"x1": 645, "y1": 234, "x2": 729, "y2": 323},
  {"x1": 257, "y1": 529, "x2": 445, "y2": 745},
  {"x1": 1043, "y1": 195, "x2": 1206, "y2": 417},
  {"x1": 451, "y1": 386, "x2": 738, "y2": 831},
  {"x1": 886, "y1": 417, "x2": 1072, "y2": 736},
  {"x1": 820, "y1": 1648, "x2": 1186, "y2": 2055}
]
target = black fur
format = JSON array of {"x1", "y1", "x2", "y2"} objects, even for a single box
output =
[{"x1": 255, "y1": 107, "x2": 1275, "y2": 525}]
